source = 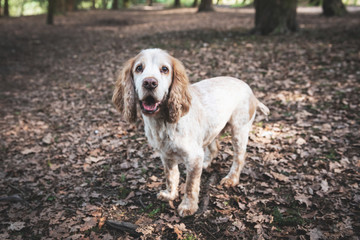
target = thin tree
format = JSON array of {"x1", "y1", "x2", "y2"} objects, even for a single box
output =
[
  {"x1": 192, "y1": 0, "x2": 198, "y2": 7},
  {"x1": 4, "y1": 0, "x2": 9, "y2": 17},
  {"x1": 0, "y1": 0, "x2": 2, "y2": 16},
  {"x1": 198, "y1": 0, "x2": 213, "y2": 12},
  {"x1": 47, "y1": 0, "x2": 55, "y2": 24},
  {"x1": 112, "y1": 0, "x2": 118, "y2": 9},
  {"x1": 102, "y1": 0, "x2": 107, "y2": 9},
  {"x1": 253, "y1": 0, "x2": 297, "y2": 35},
  {"x1": 174, "y1": 0, "x2": 180, "y2": 7},
  {"x1": 322, "y1": 0, "x2": 347, "y2": 16},
  {"x1": 20, "y1": 0, "x2": 25, "y2": 16}
]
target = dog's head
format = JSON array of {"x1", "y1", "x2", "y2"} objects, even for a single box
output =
[{"x1": 112, "y1": 49, "x2": 191, "y2": 123}]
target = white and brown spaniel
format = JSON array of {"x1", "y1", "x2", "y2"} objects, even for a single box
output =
[{"x1": 112, "y1": 48, "x2": 269, "y2": 217}]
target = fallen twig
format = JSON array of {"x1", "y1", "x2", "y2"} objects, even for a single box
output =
[
  {"x1": 138, "y1": 196, "x2": 147, "y2": 209},
  {"x1": 0, "y1": 194, "x2": 24, "y2": 203},
  {"x1": 9, "y1": 184, "x2": 26, "y2": 195},
  {"x1": 199, "y1": 223, "x2": 217, "y2": 240},
  {"x1": 106, "y1": 220, "x2": 142, "y2": 237}
]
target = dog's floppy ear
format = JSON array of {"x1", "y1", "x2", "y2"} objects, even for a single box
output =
[
  {"x1": 112, "y1": 58, "x2": 137, "y2": 123},
  {"x1": 165, "y1": 57, "x2": 192, "y2": 123}
]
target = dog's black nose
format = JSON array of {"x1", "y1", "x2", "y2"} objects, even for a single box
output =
[{"x1": 143, "y1": 78, "x2": 158, "y2": 90}]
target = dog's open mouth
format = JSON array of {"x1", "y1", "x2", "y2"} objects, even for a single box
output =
[{"x1": 140, "y1": 96, "x2": 161, "y2": 114}]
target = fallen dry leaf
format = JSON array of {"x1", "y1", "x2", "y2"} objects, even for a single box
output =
[
  {"x1": 321, "y1": 180, "x2": 329, "y2": 193},
  {"x1": 296, "y1": 137, "x2": 307, "y2": 146},
  {"x1": 98, "y1": 217, "x2": 106, "y2": 229},
  {"x1": 173, "y1": 225, "x2": 184, "y2": 239},
  {"x1": 309, "y1": 228, "x2": 323, "y2": 240},
  {"x1": 21, "y1": 146, "x2": 42, "y2": 155},
  {"x1": 42, "y1": 133, "x2": 53, "y2": 144},
  {"x1": 8, "y1": 222, "x2": 25, "y2": 231},
  {"x1": 295, "y1": 193, "x2": 312, "y2": 208},
  {"x1": 270, "y1": 171, "x2": 289, "y2": 182},
  {"x1": 80, "y1": 217, "x2": 98, "y2": 232}
]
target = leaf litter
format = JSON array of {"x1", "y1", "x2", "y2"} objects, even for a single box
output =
[{"x1": 0, "y1": 7, "x2": 360, "y2": 239}]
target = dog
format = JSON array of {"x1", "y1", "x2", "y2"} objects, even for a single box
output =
[{"x1": 112, "y1": 48, "x2": 269, "y2": 217}]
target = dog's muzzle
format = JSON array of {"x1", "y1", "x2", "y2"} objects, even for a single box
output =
[{"x1": 140, "y1": 96, "x2": 161, "y2": 114}]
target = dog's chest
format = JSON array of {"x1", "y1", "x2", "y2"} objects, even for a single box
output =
[{"x1": 144, "y1": 120, "x2": 182, "y2": 156}]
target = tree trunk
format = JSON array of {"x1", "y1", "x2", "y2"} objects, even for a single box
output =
[
  {"x1": 74, "y1": 0, "x2": 78, "y2": 10},
  {"x1": 112, "y1": 0, "x2": 118, "y2": 9},
  {"x1": 0, "y1": 0, "x2": 2, "y2": 17},
  {"x1": 253, "y1": 0, "x2": 297, "y2": 35},
  {"x1": 192, "y1": 0, "x2": 198, "y2": 7},
  {"x1": 147, "y1": 0, "x2": 153, "y2": 6},
  {"x1": 47, "y1": 0, "x2": 55, "y2": 24},
  {"x1": 20, "y1": 0, "x2": 25, "y2": 16},
  {"x1": 322, "y1": 0, "x2": 347, "y2": 17},
  {"x1": 198, "y1": 0, "x2": 213, "y2": 12},
  {"x1": 91, "y1": 0, "x2": 95, "y2": 9},
  {"x1": 174, "y1": 0, "x2": 180, "y2": 8},
  {"x1": 4, "y1": 0, "x2": 9, "y2": 17}
]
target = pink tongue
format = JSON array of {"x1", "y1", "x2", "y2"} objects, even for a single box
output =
[{"x1": 143, "y1": 102, "x2": 158, "y2": 111}]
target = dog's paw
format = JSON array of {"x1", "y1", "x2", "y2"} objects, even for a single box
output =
[
  {"x1": 220, "y1": 176, "x2": 239, "y2": 188},
  {"x1": 157, "y1": 190, "x2": 177, "y2": 201},
  {"x1": 178, "y1": 199, "x2": 198, "y2": 217},
  {"x1": 202, "y1": 160, "x2": 211, "y2": 170}
]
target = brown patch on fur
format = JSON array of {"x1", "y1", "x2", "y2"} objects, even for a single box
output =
[
  {"x1": 164, "y1": 57, "x2": 192, "y2": 123},
  {"x1": 112, "y1": 57, "x2": 137, "y2": 123},
  {"x1": 249, "y1": 95, "x2": 257, "y2": 120},
  {"x1": 185, "y1": 164, "x2": 202, "y2": 200},
  {"x1": 164, "y1": 166, "x2": 170, "y2": 186}
]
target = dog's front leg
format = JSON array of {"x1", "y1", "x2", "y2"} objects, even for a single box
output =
[
  {"x1": 178, "y1": 153, "x2": 204, "y2": 217},
  {"x1": 157, "y1": 158, "x2": 179, "y2": 201}
]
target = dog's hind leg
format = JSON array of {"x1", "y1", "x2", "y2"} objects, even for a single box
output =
[
  {"x1": 203, "y1": 139, "x2": 219, "y2": 170},
  {"x1": 220, "y1": 118, "x2": 253, "y2": 188}
]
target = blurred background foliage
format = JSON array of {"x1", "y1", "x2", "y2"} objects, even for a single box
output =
[{"x1": 1, "y1": 0, "x2": 358, "y2": 17}]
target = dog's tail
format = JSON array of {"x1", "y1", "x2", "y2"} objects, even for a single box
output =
[{"x1": 257, "y1": 100, "x2": 270, "y2": 116}]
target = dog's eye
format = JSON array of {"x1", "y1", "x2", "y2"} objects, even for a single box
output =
[
  {"x1": 161, "y1": 66, "x2": 169, "y2": 74},
  {"x1": 135, "y1": 65, "x2": 143, "y2": 73}
]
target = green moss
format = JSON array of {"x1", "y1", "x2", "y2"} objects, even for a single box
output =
[
  {"x1": 47, "y1": 195, "x2": 56, "y2": 202},
  {"x1": 120, "y1": 174, "x2": 126, "y2": 183},
  {"x1": 184, "y1": 234, "x2": 198, "y2": 240},
  {"x1": 118, "y1": 187, "x2": 131, "y2": 199},
  {"x1": 102, "y1": 165, "x2": 110, "y2": 171},
  {"x1": 148, "y1": 208, "x2": 160, "y2": 218},
  {"x1": 272, "y1": 207, "x2": 305, "y2": 227},
  {"x1": 325, "y1": 149, "x2": 340, "y2": 162}
]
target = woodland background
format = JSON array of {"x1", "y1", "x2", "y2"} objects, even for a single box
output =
[{"x1": 1, "y1": 0, "x2": 360, "y2": 239}]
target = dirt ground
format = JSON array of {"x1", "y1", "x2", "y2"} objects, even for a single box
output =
[{"x1": 1, "y1": 7, "x2": 360, "y2": 239}]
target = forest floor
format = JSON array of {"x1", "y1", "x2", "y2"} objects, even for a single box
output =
[{"x1": 1, "y1": 7, "x2": 360, "y2": 240}]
